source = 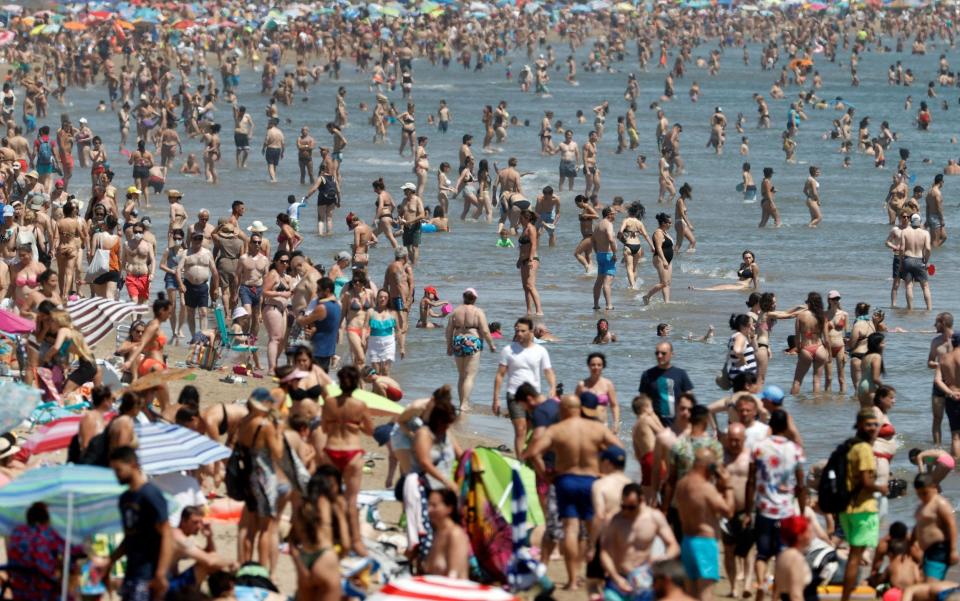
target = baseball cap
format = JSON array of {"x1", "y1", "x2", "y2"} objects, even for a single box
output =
[
  {"x1": 78, "y1": 117, "x2": 87, "y2": 124},
  {"x1": 827, "y1": 290, "x2": 841, "y2": 300},
  {"x1": 464, "y1": 287, "x2": 478, "y2": 299},
  {"x1": 424, "y1": 286, "x2": 438, "y2": 297},
  {"x1": 911, "y1": 213, "x2": 922, "y2": 226},
  {"x1": 600, "y1": 445, "x2": 627, "y2": 468},
  {"x1": 400, "y1": 182, "x2": 416, "y2": 191},
  {"x1": 335, "y1": 251, "x2": 351, "y2": 262},
  {"x1": 248, "y1": 387, "x2": 275, "y2": 411},
  {"x1": 127, "y1": 185, "x2": 142, "y2": 195},
  {"x1": 579, "y1": 391, "x2": 600, "y2": 418},
  {"x1": 54, "y1": 179, "x2": 64, "y2": 189},
  {"x1": 761, "y1": 385, "x2": 785, "y2": 405}
]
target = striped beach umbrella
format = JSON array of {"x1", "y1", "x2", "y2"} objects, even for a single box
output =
[
  {"x1": 368, "y1": 576, "x2": 519, "y2": 601},
  {"x1": 66, "y1": 297, "x2": 149, "y2": 347},
  {"x1": 135, "y1": 422, "x2": 231, "y2": 475},
  {"x1": 23, "y1": 413, "x2": 115, "y2": 455},
  {"x1": 0, "y1": 465, "x2": 126, "y2": 601},
  {"x1": 507, "y1": 466, "x2": 551, "y2": 593}
]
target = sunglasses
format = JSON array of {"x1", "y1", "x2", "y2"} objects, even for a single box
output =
[
  {"x1": 655, "y1": 351, "x2": 669, "y2": 356},
  {"x1": 620, "y1": 503, "x2": 640, "y2": 511},
  {"x1": 279, "y1": 259, "x2": 290, "y2": 264}
]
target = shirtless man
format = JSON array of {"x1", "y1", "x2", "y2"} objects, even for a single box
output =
[
  {"x1": 535, "y1": 186, "x2": 560, "y2": 247},
  {"x1": 176, "y1": 231, "x2": 219, "y2": 337},
  {"x1": 886, "y1": 212, "x2": 910, "y2": 307},
  {"x1": 191, "y1": 209, "x2": 215, "y2": 250},
  {"x1": 296, "y1": 127, "x2": 315, "y2": 185},
  {"x1": 900, "y1": 213, "x2": 932, "y2": 310},
  {"x1": 523, "y1": 395, "x2": 620, "y2": 591},
  {"x1": 327, "y1": 122, "x2": 347, "y2": 185},
  {"x1": 457, "y1": 135, "x2": 474, "y2": 173},
  {"x1": 650, "y1": 394, "x2": 693, "y2": 507},
  {"x1": 600, "y1": 483, "x2": 680, "y2": 601},
  {"x1": 588, "y1": 446, "x2": 635, "y2": 596},
  {"x1": 721, "y1": 423, "x2": 753, "y2": 598},
  {"x1": 886, "y1": 172, "x2": 908, "y2": 225},
  {"x1": 591, "y1": 207, "x2": 617, "y2": 311},
  {"x1": 496, "y1": 157, "x2": 526, "y2": 208},
  {"x1": 169, "y1": 506, "x2": 235, "y2": 593},
  {"x1": 237, "y1": 235, "x2": 269, "y2": 338},
  {"x1": 232, "y1": 103, "x2": 254, "y2": 169},
  {"x1": 558, "y1": 131, "x2": 580, "y2": 192},
  {"x1": 583, "y1": 130, "x2": 600, "y2": 198},
  {"x1": 262, "y1": 119, "x2": 284, "y2": 183},
  {"x1": 925, "y1": 174, "x2": 947, "y2": 248},
  {"x1": 397, "y1": 183, "x2": 426, "y2": 265},
  {"x1": 934, "y1": 336, "x2": 960, "y2": 458},
  {"x1": 122, "y1": 222, "x2": 154, "y2": 305},
  {"x1": 167, "y1": 189, "x2": 188, "y2": 248},
  {"x1": 928, "y1": 314, "x2": 955, "y2": 449},
  {"x1": 445, "y1": 288, "x2": 496, "y2": 411},
  {"x1": 675, "y1": 448, "x2": 735, "y2": 601},
  {"x1": 383, "y1": 247, "x2": 413, "y2": 334},
  {"x1": 159, "y1": 124, "x2": 182, "y2": 170},
  {"x1": 913, "y1": 474, "x2": 958, "y2": 581},
  {"x1": 56, "y1": 118, "x2": 76, "y2": 187}
]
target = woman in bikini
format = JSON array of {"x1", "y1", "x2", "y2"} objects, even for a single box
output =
[
  {"x1": 848, "y1": 302, "x2": 876, "y2": 393},
  {"x1": 643, "y1": 213, "x2": 674, "y2": 305},
  {"x1": 262, "y1": 251, "x2": 294, "y2": 372},
  {"x1": 43, "y1": 310, "x2": 99, "y2": 396},
  {"x1": 423, "y1": 489, "x2": 470, "y2": 579},
  {"x1": 517, "y1": 210, "x2": 543, "y2": 316},
  {"x1": 755, "y1": 292, "x2": 804, "y2": 385},
  {"x1": 320, "y1": 366, "x2": 373, "y2": 555},
  {"x1": 290, "y1": 475, "x2": 341, "y2": 601},
  {"x1": 690, "y1": 250, "x2": 760, "y2": 292},
  {"x1": 618, "y1": 201, "x2": 653, "y2": 290},
  {"x1": 576, "y1": 352, "x2": 620, "y2": 432},
  {"x1": 339, "y1": 273, "x2": 373, "y2": 369},
  {"x1": 123, "y1": 294, "x2": 173, "y2": 415},
  {"x1": 454, "y1": 157, "x2": 480, "y2": 221},
  {"x1": 790, "y1": 291, "x2": 830, "y2": 395},
  {"x1": 12, "y1": 244, "x2": 44, "y2": 311},
  {"x1": 573, "y1": 196, "x2": 599, "y2": 272},
  {"x1": 23, "y1": 270, "x2": 63, "y2": 319},
  {"x1": 476, "y1": 159, "x2": 493, "y2": 221},
  {"x1": 372, "y1": 178, "x2": 399, "y2": 249},
  {"x1": 414, "y1": 136, "x2": 430, "y2": 196},
  {"x1": 398, "y1": 103, "x2": 416, "y2": 157},
  {"x1": 290, "y1": 345, "x2": 333, "y2": 399},
  {"x1": 203, "y1": 123, "x2": 222, "y2": 184},
  {"x1": 275, "y1": 214, "x2": 303, "y2": 255},
  {"x1": 89, "y1": 136, "x2": 108, "y2": 187},
  {"x1": 54, "y1": 201, "x2": 83, "y2": 296},
  {"x1": 825, "y1": 291, "x2": 850, "y2": 394},
  {"x1": 674, "y1": 183, "x2": 696, "y2": 252}
]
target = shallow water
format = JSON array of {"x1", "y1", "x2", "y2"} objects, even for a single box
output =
[{"x1": 51, "y1": 38, "x2": 960, "y2": 521}]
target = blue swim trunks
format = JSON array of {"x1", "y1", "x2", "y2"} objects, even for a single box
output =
[
  {"x1": 554, "y1": 473, "x2": 597, "y2": 521},
  {"x1": 597, "y1": 251, "x2": 616, "y2": 276},
  {"x1": 681, "y1": 536, "x2": 720, "y2": 581}
]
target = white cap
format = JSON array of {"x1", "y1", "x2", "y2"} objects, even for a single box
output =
[
  {"x1": 78, "y1": 117, "x2": 87, "y2": 124},
  {"x1": 911, "y1": 213, "x2": 922, "y2": 226},
  {"x1": 232, "y1": 306, "x2": 249, "y2": 319},
  {"x1": 400, "y1": 182, "x2": 416, "y2": 191}
]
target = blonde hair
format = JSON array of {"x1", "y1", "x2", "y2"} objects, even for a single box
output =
[{"x1": 49, "y1": 310, "x2": 94, "y2": 363}]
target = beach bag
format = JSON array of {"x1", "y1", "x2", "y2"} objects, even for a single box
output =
[
  {"x1": 818, "y1": 438, "x2": 859, "y2": 514},
  {"x1": 78, "y1": 421, "x2": 114, "y2": 467},
  {"x1": 225, "y1": 424, "x2": 260, "y2": 502},
  {"x1": 85, "y1": 238, "x2": 111, "y2": 281}
]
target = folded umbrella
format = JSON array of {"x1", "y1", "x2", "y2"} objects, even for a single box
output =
[{"x1": 134, "y1": 422, "x2": 231, "y2": 475}]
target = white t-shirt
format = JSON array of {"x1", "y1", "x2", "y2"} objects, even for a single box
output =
[
  {"x1": 499, "y1": 341, "x2": 552, "y2": 396},
  {"x1": 744, "y1": 419, "x2": 771, "y2": 452}
]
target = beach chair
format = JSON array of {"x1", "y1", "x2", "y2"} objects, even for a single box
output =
[{"x1": 213, "y1": 305, "x2": 259, "y2": 356}]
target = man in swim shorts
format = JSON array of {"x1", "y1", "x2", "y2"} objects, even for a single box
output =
[
  {"x1": 600, "y1": 483, "x2": 679, "y2": 601},
  {"x1": 913, "y1": 474, "x2": 958, "y2": 581},
  {"x1": 591, "y1": 206, "x2": 618, "y2": 311},
  {"x1": 535, "y1": 186, "x2": 560, "y2": 247},
  {"x1": 900, "y1": 213, "x2": 932, "y2": 311},
  {"x1": 523, "y1": 394, "x2": 620, "y2": 591},
  {"x1": 122, "y1": 222, "x2": 154, "y2": 305},
  {"x1": 262, "y1": 119, "x2": 284, "y2": 183},
  {"x1": 398, "y1": 182, "x2": 426, "y2": 265},
  {"x1": 557, "y1": 130, "x2": 580, "y2": 191},
  {"x1": 675, "y1": 447, "x2": 734, "y2": 601}
]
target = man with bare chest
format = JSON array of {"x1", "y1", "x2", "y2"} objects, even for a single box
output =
[
  {"x1": 237, "y1": 235, "x2": 269, "y2": 336},
  {"x1": 122, "y1": 222, "x2": 154, "y2": 304}
]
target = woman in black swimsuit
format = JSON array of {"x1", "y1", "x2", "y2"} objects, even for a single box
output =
[
  {"x1": 643, "y1": 213, "x2": 674, "y2": 305},
  {"x1": 618, "y1": 201, "x2": 653, "y2": 289},
  {"x1": 517, "y1": 210, "x2": 543, "y2": 316},
  {"x1": 690, "y1": 250, "x2": 760, "y2": 292}
]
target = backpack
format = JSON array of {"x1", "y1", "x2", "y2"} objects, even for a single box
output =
[
  {"x1": 225, "y1": 424, "x2": 261, "y2": 502},
  {"x1": 817, "y1": 438, "x2": 860, "y2": 514},
  {"x1": 36, "y1": 138, "x2": 53, "y2": 166}
]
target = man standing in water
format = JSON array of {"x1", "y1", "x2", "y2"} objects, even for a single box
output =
[
  {"x1": 925, "y1": 174, "x2": 947, "y2": 248},
  {"x1": 675, "y1": 448, "x2": 734, "y2": 601},
  {"x1": 398, "y1": 183, "x2": 426, "y2": 265},
  {"x1": 900, "y1": 213, "x2": 932, "y2": 311},
  {"x1": 639, "y1": 342, "x2": 695, "y2": 426},
  {"x1": 721, "y1": 423, "x2": 753, "y2": 598},
  {"x1": 599, "y1": 483, "x2": 679, "y2": 601},
  {"x1": 840, "y1": 409, "x2": 889, "y2": 601},
  {"x1": 592, "y1": 206, "x2": 617, "y2": 311},
  {"x1": 494, "y1": 317, "x2": 556, "y2": 458},
  {"x1": 886, "y1": 211, "x2": 909, "y2": 307},
  {"x1": 383, "y1": 247, "x2": 413, "y2": 335},
  {"x1": 523, "y1": 395, "x2": 620, "y2": 592},
  {"x1": 232, "y1": 103, "x2": 254, "y2": 169},
  {"x1": 262, "y1": 119, "x2": 284, "y2": 183},
  {"x1": 557, "y1": 131, "x2": 579, "y2": 192},
  {"x1": 928, "y1": 313, "x2": 953, "y2": 449},
  {"x1": 934, "y1": 334, "x2": 960, "y2": 459},
  {"x1": 445, "y1": 288, "x2": 496, "y2": 412}
]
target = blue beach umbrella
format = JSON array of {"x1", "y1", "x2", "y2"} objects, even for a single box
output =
[
  {"x1": 0, "y1": 465, "x2": 127, "y2": 601},
  {"x1": 134, "y1": 422, "x2": 231, "y2": 475}
]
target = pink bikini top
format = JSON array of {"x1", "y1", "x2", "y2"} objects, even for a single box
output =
[{"x1": 15, "y1": 274, "x2": 37, "y2": 288}]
